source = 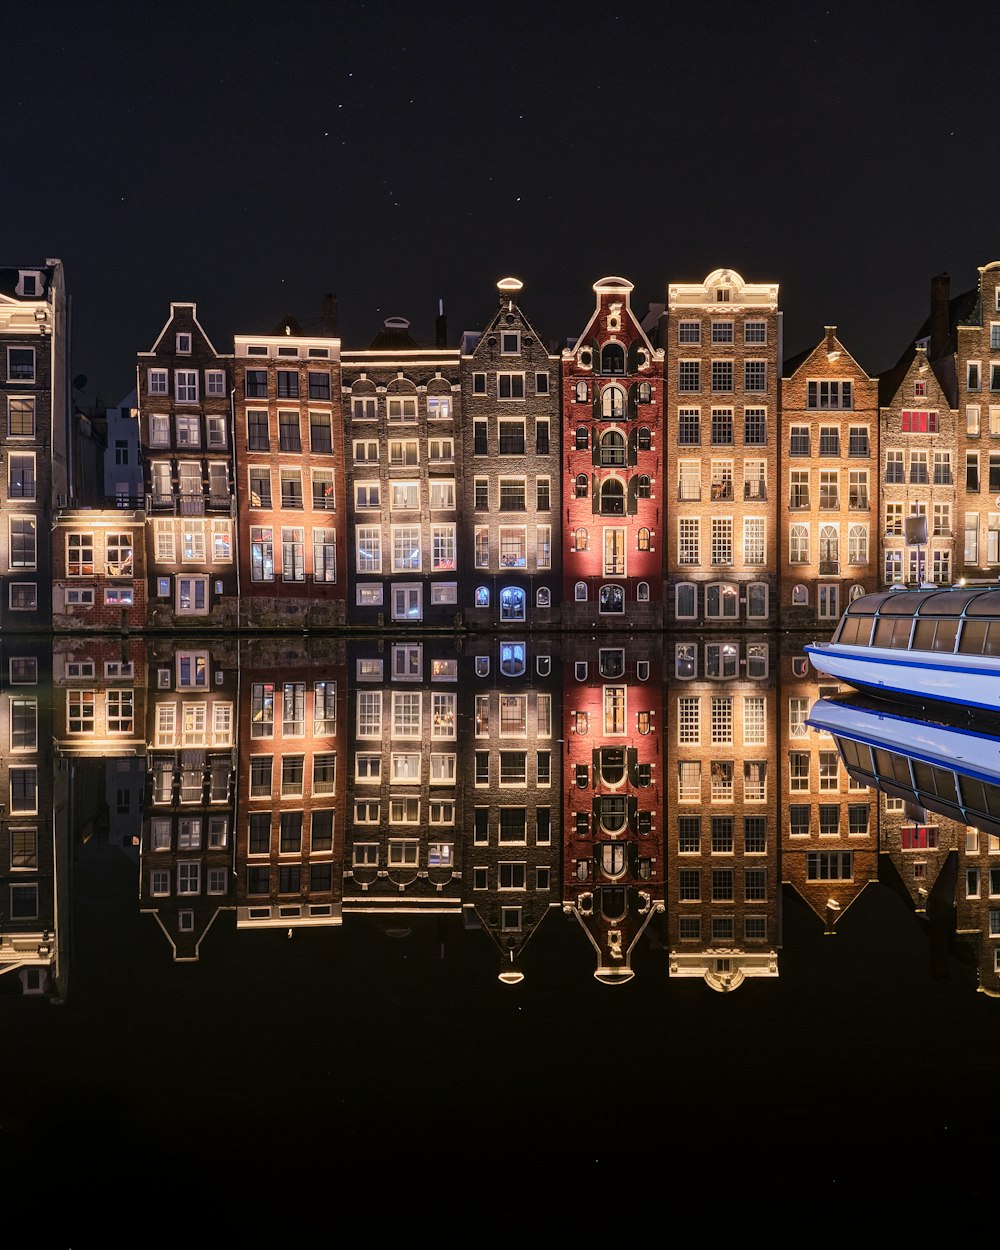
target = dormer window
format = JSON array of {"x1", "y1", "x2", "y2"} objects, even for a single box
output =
[
  {"x1": 176, "y1": 333, "x2": 192, "y2": 354},
  {"x1": 716, "y1": 288, "x2": 731, "y2": 303},
  {"x1": 17, "y1": 272, "x2": 39, "y2": 298}
]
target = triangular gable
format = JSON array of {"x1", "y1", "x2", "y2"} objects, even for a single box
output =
[
  {"x1": 784, "y1": 331, "x2": 876, "y2": 383},
  {"x1": 141, "y1": 301, "x2": 221, "y2": 357},
  {"x1": 566, "y1": 277, "x2": 663, "y2": 361},
  {"x1": 467, "y1": 284, "x2": 557, "y2": 361},
  {"x1": 881, "y1": 347, "x2": 953, "y2": 411}
]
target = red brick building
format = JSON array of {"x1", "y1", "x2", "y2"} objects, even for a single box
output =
[
  {"x1": 562, "y1": 278, "x2": 664, "y2": 628},
  {"x1": 561, "y1": 637, "x2": 664, "y2": 982}
]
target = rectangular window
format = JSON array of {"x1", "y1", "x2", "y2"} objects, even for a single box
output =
[
  {"x1": 678, "y1": 321, "x2": 701, "y2": 344},
  {"x1": 313, "y1": 528, "x2": 337, "y2": 583},
  {"x1": 175, "y1": 370, "x2": 198, "y2": 402},
  {"x1": 819, "y1": 426, "x2": 840, "y2": 456},
  {"x1": 498, "y1": 373, "x2": 525, "y2": 400},
  {"x1": 280, "y1": 469, "x2": 303, "y2": 508},
  {"x1": 678, "y1": 517, "x2": 700, "y2": 565},
  {"x1": 808, "y1": 380, "x2": 853, "y2": 409},
  {"x1": 678, "y1": 361, "x2": 700, "y2": 392},
  {"x1": 790, "y1": 426, "x2": 809, "y2": 457},
  {"x1": 677, "y1": 408, "x2": 700, "y2": 444},
  {"x1": 744, "y1": 360, "x2": 766, "y2": 392},
  {"x1": 247, "y1": 410, "x2": 270, "y2": 451},
  {"x1": 308, "y1": 372, "x2": 331, "y2": 401},
  {"x1": 8, "y1": 397, "x2": 35, "y2": 437},
  {"x1": 744, "y1": 408, "x2": 766, "y2": 445},
  {"x1": 9, "y1": 518, "x2": 36, "y2": 569},
  {"x1": 678, "y1": 760, "x2": 701, "y2": 802},
  {"x1": 743, "y1": 517, "x2": 765, "y2": 566},
  {"x1": 278, "y1": 410, "x2": 302, "y2": 452},
  {"x1": 356, "y1": 526, "x2": 382, "y2": 573},
  {"x1": 711, "y1": 361, "x2": 733, "y2": 393},
  {"x1": 711, "y1": 518, "x2": 733, "y2": 565},
  {"x1": 711, "y1": 409, "x2": 733, "y2": 445},
  {"x1": 9, "y1": 453, "x2": 35, "y2": 499}
]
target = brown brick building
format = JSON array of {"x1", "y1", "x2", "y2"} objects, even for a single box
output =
[
  {"x1": 666, "y1": 269, "x2": 780, "y2": 628},
  {"x1": 137, "y1": 303, "x2": 237, "y2": 628},
  {"x1": 955, "y1": 261, "x2": 1000, "y2": 579},
  {"x1": 781, "y1": 327, "x2": 879, "y2": 626},
  {"x1": 51, "y1": 508, "x2": 146, "y2": 631},
  {"x1": 879, "y1": 345, "x2": 957, "y2": 588},
  {"x1": 461, "y1": 278, "x2": 560, "y2": 629},
  {"x1": 342, "y1": 317, "x2": 462, "y2": 627},
  {"x1": 233, "y1": 322, "x2": 346, "y2": 627}
]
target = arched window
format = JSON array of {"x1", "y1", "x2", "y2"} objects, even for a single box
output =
[
  {"x1": 638, "y1": 426, "x2": 651, "y2": 451},
  {"x1": 600, "y1": 844, "x2": 627, "y2": 879},
  {"x1": 601, "y1": 386, "x2": 626, "y2": 419},
  {"x1": 600, "y1": 748, "x2": 625, "y2": 785},
  {"x1": 792, "y1": 584, "x2": 808, "y2": 606},
  {"x1": 500, "y1": 587, "x2": 525, "y2": 621},
  {"x1": 600, "y1": 797, "x2": 627, "y2": 834},
  {"x1": 475, "y1": 656, "x2": 490, "y2": 677},
  {"x1": 637, "y1": 581, "x2": 650, "y2": 602},
  {"x1": 747, "y1": 582, "x2": 768, "y2": 619},
  {"x1": 599, "y1": 584, "x2": 624, "y2": 614},
  {"x1": 791, "y1": 656, "x2": 809, "y2": 678},
  {"x1": 600, "y1": 429, "x2": 626, "y2": 466},
  {"x1": 575, "y1": 473, "x2": 589, "y2": 498},
  {"x1": 849, "y1": 524, "x2": 868, "y2": 565},
  {"x1": 637, "y1": 474, "x2": 651, "y2": 499},
  {"x1": 849, "y1": 582, "x2": 866, "y2": 603},
  {"x1": 789, "y1": 524, "x2": 809, "y2": 564},
  {"x1": 574, "y1": 380, "x2": 589, "y2": 402},
  {"x1": 536, "y1": 586, "x2": 551, "y2": 608},
  {"x1": 638, "y1": 381, "x2": 652, "y2": 404},
  {"x1": 675, "y1": 643, "x2": 696, "y2": 679},
  {"x1": 819, "y1": 524, "x2": 839, "y2": 573},
  {"x1": 536, "y1": 655, "x2": 551, "y2": 676},
  {"x1": 574, "y1": 581, "x2": 588, "y2": 601},
  {"x1": 574, "y1": 526, "x2": 588, "y2": 551},
  {"x1": 601, "y1": 342, "x2": 625, "y2": 374},
  {"x1": 475, "y1": 586, "x2": 490, "y2": 607},
  {"x1": 500, "y1": 642, "x2": 526, "y2": 676},
  {"x1": 599, "y1": 649, "x2": 625, "y2": 678},
  {"x1": 575, "y1": 661, "x2": 588, "y2": 681},
  {"x1": 575, "y1": 426, "x2": 589, "y2": 451},
  {"x1": 706, "y1": 581, "x2": 739, "y2": 620},
  {"x1": 675, "y1": 582, "x2": 696, "y2": 620},
  {"x1": 600, "y1": 477, "x2": 625, "y2": 515},
  {"x1": 637, "y1": 527, "x2": 651, "y2": 552}
]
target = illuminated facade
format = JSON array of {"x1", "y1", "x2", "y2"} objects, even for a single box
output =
[
  {"x1": 781, "y1": 327, "x2": 879, "y2": 625},
  {"x1": 562, "y1": 278, "x2": 664, "y2": 628},
  {"x1": 666, "y1": 269, "x2": 780, "y2": 628},
  {"x1": 666, "y1": 632, "x2": 779, "y2": 986},
  {"x1": 955, "y1": 262, "x2": 1000, "y2": 579},
  {"x1": 237, "y1": 640, "x2": 344, "y2": 929},
  {"x1": 233, "y1": 323, "x2": 346, "y2": 627},
  {"x1": 779, "y1": 640, "x2": 877, "y2": 931},
  {"x1": 461, "y1": 637, "x2": 561, "y2": 980},
  {"x1": 140, "y1": 641, "x2": 237, "y2": 959},
  {"x1": 562, "y1": 637, "x2": 664, "y2": 981},
  {"x1": 342, "y1": 318, "x2": 462, "y2": 626},
  {"x1": 137, "y1": 303, "x2": 237, "y2": 628},
  {"x1": 342, "y1": 639, "x2": 463, "y2": 912},
  {"x1": 879, "y1": 346, "x2": 956, "y2": 589},
  {"x1": 460, "y1": 278, "x2": 560, "y2": 628},
  {"x1": 0, "y1": 260, "x2": 69, "y2": 631},
  {"x1": 51, "y1": 508, "x2": 146, "y2": 631}
]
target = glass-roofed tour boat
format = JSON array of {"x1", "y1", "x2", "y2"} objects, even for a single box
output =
[{"x1": 806, "y1": 586, "x2": 1000, "y2": 715}]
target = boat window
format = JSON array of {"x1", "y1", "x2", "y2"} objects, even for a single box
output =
[
  {"x1": 837, "y1": 738, "x2": 870, "y2": 772},
  {"x1": 836, "y1": 614, "x2": 874, "y2": 646},
  {"x1": 873, "y1": 617, "x2": 912, "y2": 649},
  {"x1": 912, "y1": 619, "x2": 958, "y2": 653},
  {"x1": 958, "y1": 776, "x2": 1000, "y2": 820},
  {"x1": 912, "y1": 761, "x2": 958, "y2": 800},
  {"x1": 958, "y1": 619, "x2": 1000, "y2": 656},
  {"x1": 872, "y1": 749, "x2": 913, "y2": 787}
]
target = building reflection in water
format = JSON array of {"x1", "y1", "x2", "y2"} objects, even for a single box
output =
[{"x1": 7, "y1": 632, "x2": 1000, "y2": 995}]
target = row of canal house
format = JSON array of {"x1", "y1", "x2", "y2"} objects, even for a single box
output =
[
  {"x1": 9, "y1": 630, "x2": 1000, "y2": 993},
  {"x1": 14, "y1": 259, "x2": 1000, "y2": 630}
]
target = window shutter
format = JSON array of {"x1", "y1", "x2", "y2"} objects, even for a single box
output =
[
  {"x1": 627, "y1": 476, "x2": 638, "y2": 515},
  {"x1": 592, "y1": 475, "x2": 599, "y2": 515},
  {"x1": 627, "y1": 747, "x2": 638, "y2": 786},
  {"x1": 627, "y1": 382, "x2": 638, "y2": 420},
  {"x1": 627, "y1": 428, "x2": 638, "y2": 466}
]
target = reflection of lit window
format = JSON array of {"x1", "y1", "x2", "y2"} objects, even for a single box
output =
[
  {"x1": 500, "y1": 643, "x2": 526, "y2": 677},
  {"x1": 599, "y1": 584, "x2": 624, "y2": 614},
  {"x1": 500, "y1": 587, "x2": 526, "y2": 620},
  {"x1": 475, "y1": 586, "x2": 490, "y2": 607}
]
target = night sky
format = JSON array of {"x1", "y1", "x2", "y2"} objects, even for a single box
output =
[{"x1": 9, "y1": 0, "x2": 1000, "y2": 407}]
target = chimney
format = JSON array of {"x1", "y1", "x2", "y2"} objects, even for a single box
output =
[
  {"x1": 322, "y1": 293, "x2": 338, "y2": 337},
  {"x1": 930, "y1": 272, "x2": 950, "y2": 360},
  {"x1": 435, "y1": 299, "x2": 447, "y2": 349}
]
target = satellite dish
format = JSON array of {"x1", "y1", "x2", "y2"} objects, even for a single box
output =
[{"x1": 72, "y1": 374, "x2": 87, "y2": 391}]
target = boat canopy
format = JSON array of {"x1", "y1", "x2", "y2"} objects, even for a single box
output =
[{"x1": 843, "y1": 587, "x2": 1000, "y2": 618}]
